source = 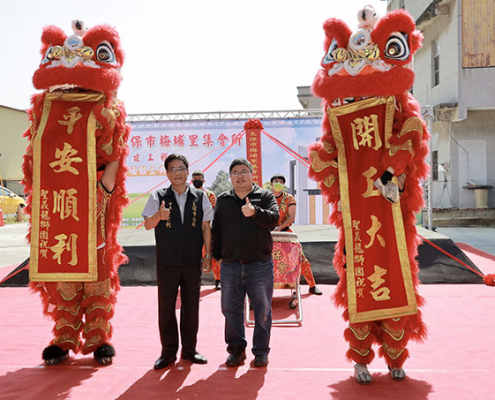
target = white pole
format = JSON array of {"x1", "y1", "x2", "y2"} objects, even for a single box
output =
[
  {"x1": 425, "y1": 106, "x2": 434, "y2": 230},
  {"x1": 420, "y1": 106, "x2": 434, "y2": 230}
]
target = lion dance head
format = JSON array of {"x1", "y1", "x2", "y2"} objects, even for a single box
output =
[
  {"x1": 33, "y1": 20, "x2": 125, "y2": 101},
  {"x1": 313, "y1": 7, "x2": 424, "y2": 104}
]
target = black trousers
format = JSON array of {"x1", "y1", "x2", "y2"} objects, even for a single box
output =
[{"x1": 156, "y1": 264, "x2": 202, "y2": 356}]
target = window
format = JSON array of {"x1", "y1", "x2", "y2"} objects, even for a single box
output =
[
  {"x1": 432, "y1": 41, "x2": 440, "y2": 87},
  {"x1": 432, "y1": 151, "x2": 438, "y2": 181}
]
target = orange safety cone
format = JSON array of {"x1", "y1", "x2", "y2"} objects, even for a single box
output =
[{"x1": 0, "y1": 207, "x2": 4, "y2": 227}]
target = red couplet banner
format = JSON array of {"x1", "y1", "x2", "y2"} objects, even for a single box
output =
[
  {"x1": 328, "y1": 96, "x2": 417, "y2": 324},
  {"x1": 246, "y1": 128, "x2": 263, "y2": 186},
  {"x1": 29, "y1": 93, "x2": 103, "y2": 282}
]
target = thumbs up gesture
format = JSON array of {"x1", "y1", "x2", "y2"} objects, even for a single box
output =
[
  {"x1": 241, "y1": 197, "x2": 255, "y2": 217},
  {"x1": 158, "y1": 201, "x2": 171, "y2": 221}
]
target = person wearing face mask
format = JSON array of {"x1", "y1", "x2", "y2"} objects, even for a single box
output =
[
  {"x1": 270, "y1": 174, "x2": 322, "y2": 296},
  {"x1": 191, "y1": 170, "x2": 221, "y2": 290}
]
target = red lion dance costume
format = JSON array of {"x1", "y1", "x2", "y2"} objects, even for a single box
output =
[
  {"x1": 22, "y1": 20, "x2": 130, "y2": 366},
  {"x1": 308, "y1": 7, "x2": 429, "y2": 383}
]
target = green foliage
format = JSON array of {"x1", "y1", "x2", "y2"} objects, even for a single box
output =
[{"x1": 209, "y1": 170, "x2": 232, "y2": 196}]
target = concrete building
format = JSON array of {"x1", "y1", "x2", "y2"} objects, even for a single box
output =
[
  {"x1": 298, "y1": 0, "x2": 495, "y2": 217},
  {"x1": 297, "y1": 86, "x2": 322, "y2": 110},
  {"x1": 388, "y1": 0, "x2": 495, "y2": 210},
  {"x1": 0, "y1": 105, "x2": 28, "y2": 196}
]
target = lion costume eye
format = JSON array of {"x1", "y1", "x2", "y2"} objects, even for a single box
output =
[
  {"x1": 96, "y1": 42, "x2": 116, "y2": 64},
  {"x1": 322, "y1": 39, "x2": 339, "y2": 65},
  {"x1": 384, "y1": 32, "x2": 410, "y2": 61},
  {"x1": 41, "y1": 46, "x2": 54, "y2": 64}
]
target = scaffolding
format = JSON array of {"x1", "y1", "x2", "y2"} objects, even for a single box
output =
[{"x1": 126, "y1": 109, "x2": 324, "y2": 123}]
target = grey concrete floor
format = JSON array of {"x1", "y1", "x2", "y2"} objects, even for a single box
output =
[
  {"x1": 434, "y1": 226, "x2": 495, "y2": 256},
  {"x1": 0, "y1": 222, "x2": 30, "y2": 269},
  {"x1": 1, "y1": 222, "x2": 494, "y2": 271}
]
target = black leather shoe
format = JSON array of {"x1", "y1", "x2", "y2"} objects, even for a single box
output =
[
  {"x1": 254, "y1": 354, "x2": 268, "y2": 367},
  {"x1": 309, "y1": 286, "x2": 323, "y2": 295},
  {"x1": 181, "y1": 351, "x2": 207, "y2": 364},
  {"x1": 153, "y1": 354, "x2": 176, "y2": 370},
  {"x1": 226, "y1": 351, "x2": 246, "y2": 367},
  {"x1": 215, "y1": 280, "x2": 221, "y2": 290}
]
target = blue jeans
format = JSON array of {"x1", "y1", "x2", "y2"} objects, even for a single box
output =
[{"x1": 221, "y1": 258, "x2": 274, "y2": 356}]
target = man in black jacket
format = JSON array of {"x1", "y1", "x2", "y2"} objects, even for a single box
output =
[
  {"x1": 142, "y1": 154, "x2": 213, "y2": 370},
  {"x1": 212, "y1": 158, "x2": 279, "y2": 368}
]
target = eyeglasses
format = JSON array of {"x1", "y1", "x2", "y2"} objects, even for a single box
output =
[
  {"x1": 169, "y1": 167, "x2": 187, "y2": 173},
  {"x1": 230, "y1": 170, "x2": 251, "y2": 177}
]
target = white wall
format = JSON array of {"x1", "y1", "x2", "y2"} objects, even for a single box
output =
[
  {"x1": 413, "y1": 1, "x2": 460, "y2": 109},
  {"x1": 0, "y1": 106, "x2": 28, "y2": 184},
  {"x1": 432, "y1": 118, "x2": 453, "y2": 208},
  {"x1": 457, "y1": 139, "x2": 487, "y2": 207}
]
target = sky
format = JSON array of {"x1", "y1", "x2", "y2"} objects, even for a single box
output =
[{"x1": 0, "y1": 0, "x2": 388, "y2": 116}]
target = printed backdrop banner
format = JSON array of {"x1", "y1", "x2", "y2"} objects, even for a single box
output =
[
  {"x1": 125, "y1": 117, "x2": 322, "y2": 195},
  {"x1": 29, "y1": 93, "x2": 101, "y2": 282},
  {"x1": 329, "y1": 96, "x2": 417, "y2": 324}
]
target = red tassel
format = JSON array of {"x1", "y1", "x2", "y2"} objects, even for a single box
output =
[{"x1": 484, "y1": 274, "x2": 495, "y2": 286}]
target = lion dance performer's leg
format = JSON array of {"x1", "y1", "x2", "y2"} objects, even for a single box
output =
[
  {"x1": 211, "y1": 258, "x2": 221, "y2": 290},
  {"x1": 345, "y1": 322, "x2": 376, "y2": 366},
  {"x1": 333, "y1": 268, "x2": 377, "y2": 366},
  {"x1": 300, "y1": 253, "x2": 315, "y2": 287},
  {"x1": 50, "y1": 283, "x2": 85, "y2": 353},
  {"x1": 333, "y1": 267, "x2": 376, "y2": 385},
  {"x1": 81, "y1": 278, "x2": 115, "y2": 355},
  {"x1": 30, "y1": 281, "x2": 85, "y2": 364},
  {"x1": 81, "y1": 174, "x2": 127, "y2": 364},
  {"x1": 203, "y1": 246, "x2": 221, "y2": 288},
  {"x1": 211, "y1": 258, "x2": 221, "y2": 282},
  {"x1": 378, "y1": 317, "x2": 409, "y2": 369}
]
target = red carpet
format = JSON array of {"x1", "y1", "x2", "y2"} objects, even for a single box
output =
[
  {"x1": 0, "y1": 283, "x2": 494, "y2": 399},
  {"x1": 456, "y1": 243, "x2": 495, "y2": 275}
]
